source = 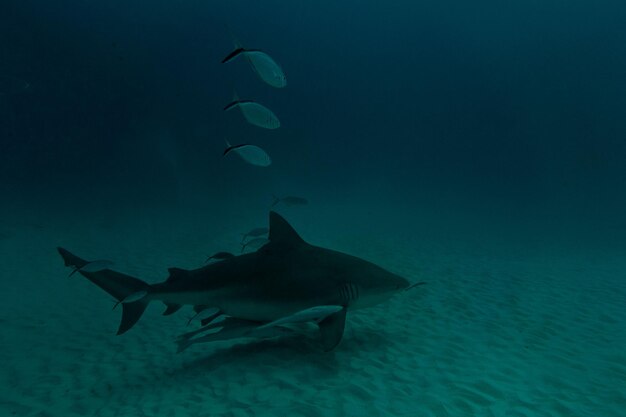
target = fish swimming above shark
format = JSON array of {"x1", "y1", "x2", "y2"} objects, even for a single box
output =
[
  {"x1": 222, "y1": 45, "x2": 286, "y2": 88},
  {"x1": 224, "y1": 92, "x2": 280, "y2": 130},
  {"x1": 241, "y1": 226, "x2": 269, "y2": 243},
  {"x1": 224, "y1": 141, "x2": 272, "y2": 167},
  {"x1": 240, "y1": 237, "x2": 270, "y2": 253},
  {"x1": 58, "y1": 212, "x2": 422, "y2": 352}
]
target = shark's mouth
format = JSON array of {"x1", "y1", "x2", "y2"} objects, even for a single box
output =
[{"x1": 405, "y1": 281, "x2": 426, "y2": 291}]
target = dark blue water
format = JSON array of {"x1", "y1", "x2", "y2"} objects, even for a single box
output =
[{"x1": 3, "y1": 1, "x2": 626, "y2": 219}]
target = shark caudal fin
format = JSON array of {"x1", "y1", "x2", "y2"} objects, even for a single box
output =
[{"x1": 57, "y1": 247, "x2": 151, "y2": 335}]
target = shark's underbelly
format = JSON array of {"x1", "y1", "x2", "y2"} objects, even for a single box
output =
[{"x1": 157, "y1": 286, "x2": 334, "y2": 322}]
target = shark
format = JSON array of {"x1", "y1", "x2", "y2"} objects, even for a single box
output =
[{"x1": 58, "y1": 211, "x2": 422, "y2": 352}]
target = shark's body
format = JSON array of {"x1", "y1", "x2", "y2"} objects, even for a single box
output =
[{"x1": 58, "y1": 212, "x2": 415, "y2": 351}]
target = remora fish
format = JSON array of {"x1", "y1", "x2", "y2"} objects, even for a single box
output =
[{"x1": 58, "y1": 212, "x2": 422, "y2": 351}]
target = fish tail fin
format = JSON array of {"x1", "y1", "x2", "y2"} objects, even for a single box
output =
[
  {"x1": 221, "y1": 24, "x2": 246, "y2": 63},
  {"x1": 221, "y1": 23, "x2": 246, "y2": 63},
  {"x1": 232, "y1": 36, "x2": 243, "y2": 50},
  {"x1": 57, "y1": 247, "x2": 151, "y2": 335},
  {"x1": 223, "y1": 23, "x2": 242, "y2": 49},
  {"x1": 223, "y1": 90, "x2": 240, "y2": 111},
  {"x1": 271, "y1": 194, "x2": 281, "y2": 208},
  {"x1": 223, "y1": 140, "x2": 236, "y2": 156}
]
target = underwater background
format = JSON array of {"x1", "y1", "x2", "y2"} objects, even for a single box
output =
[{"x1": 1, "y1": 1, "x2": 625, "y2": 416}]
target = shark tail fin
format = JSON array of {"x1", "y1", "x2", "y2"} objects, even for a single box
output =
[
  {"x1": 57, "y1": 247, "x2": 89, "y2": 269},
  {"x1": 57, "y1": 247, "x2": 151, "y2": 335},
  {"x1": 118, "y1": 300, "x2": 149, "y2": 335}
]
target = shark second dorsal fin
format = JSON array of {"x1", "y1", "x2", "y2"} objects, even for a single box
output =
[{"x1": 269, "y1": 211, "x2": 304, "y2": 245}]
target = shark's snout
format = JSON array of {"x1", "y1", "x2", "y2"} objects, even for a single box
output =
[{"x1": 390, "y1": 273, "x2": 411, "y2": 291}]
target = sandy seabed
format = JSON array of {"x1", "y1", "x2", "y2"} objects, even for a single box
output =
[{"x1": 0, "y1": 205, "x2": 624, "y2": 417}]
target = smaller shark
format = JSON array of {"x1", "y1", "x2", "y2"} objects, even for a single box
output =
[{"x1": 58, "y1": 212, "x2": 422, "y2": 351}]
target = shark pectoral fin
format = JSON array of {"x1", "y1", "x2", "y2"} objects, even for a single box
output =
[
  {"x1": 163, "y1": 303, "x2": 182, "y2": 316},
  {"x1": 318, "y1": 307, "x2": 347, "y2": 352}
]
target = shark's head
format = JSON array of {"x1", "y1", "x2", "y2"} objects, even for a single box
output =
[
  {"x1": 347, "y1": 260, "x2": 411, "y2": 308},
  {"x1": 267, "y1": 211, "x2": 413, "y2": 308}
]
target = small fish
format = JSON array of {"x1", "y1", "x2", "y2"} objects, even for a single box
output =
[
  {"x1": 205, "y1": 251, "x2": 234, "y2": 263},
  {"x1": 240, "y1": 237, "x2": 270, "y2": 253},
  {"x1": 112, "y1": 290, "x2": 148, "y2": 310},
  {"x1": 223, "y1": 141, "x2": 271, "y2": 167},
  {"x1": 68, "y1": 259, "x2": 114, "y2": 277},
  {"x1": 241, "y1": 227, "x2": 269, "y2": 244},
  {"x1": 222, "y1": 46, "x2": 286, "y2": 88},
  {"x1": 224, "y1": 92, "x2": 280, "y2": 130},
  {"x1": 271, "y1": 195, "x2": 308, "y2": 208}
]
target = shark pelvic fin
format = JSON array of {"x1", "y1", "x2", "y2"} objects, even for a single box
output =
[{"x1": 268, "y1": 211, "x2": 305, "y2": 245}]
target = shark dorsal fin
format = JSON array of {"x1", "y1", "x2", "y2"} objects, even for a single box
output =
[{"x1": 269, "y1": 211, "x2": 305, "y2": 245}]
